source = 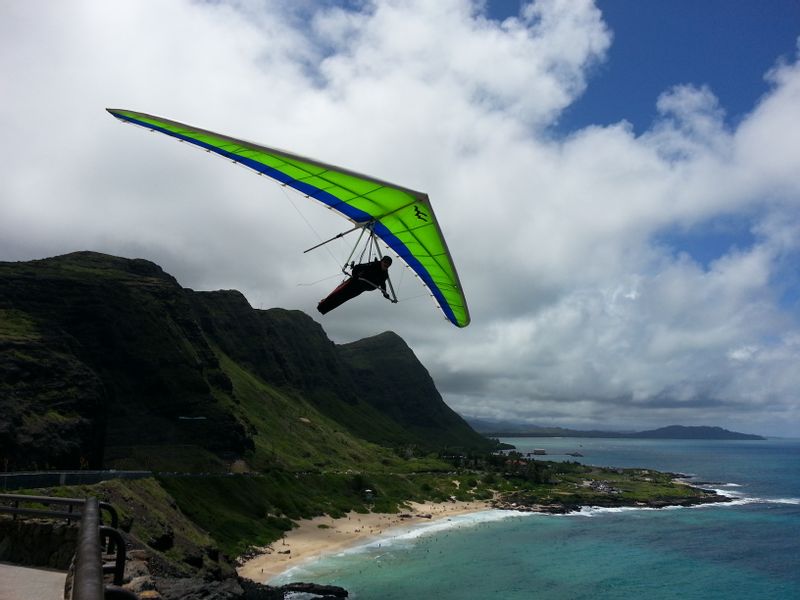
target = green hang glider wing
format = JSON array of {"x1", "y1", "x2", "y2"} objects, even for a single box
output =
[{"x1": 107, "y1": 108, "x2": 470, "y2": 327}]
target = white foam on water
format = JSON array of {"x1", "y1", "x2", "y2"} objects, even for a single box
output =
[
  {"x1": 563, "y1": 504, "x2": 671, "y2": 517},
  {"x1": 283, "y1": 593, "x2": 323, "y2": 600},
  {"x1": 273, "y1": 488, "x2": 799, "y2": 583},
  {"x1": 710, "y1": 488, "x2": 800, "y2": 506},
  {"x1": 343, "y1": 509, "x2": 529, "y2": 552},
  {"x1": 270, "y1": 509, "x2": 531, "y2": 584}
]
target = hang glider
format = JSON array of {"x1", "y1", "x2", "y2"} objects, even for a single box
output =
[{"x1": 107, "y1": 108, "x2": 470, "y2": 327}]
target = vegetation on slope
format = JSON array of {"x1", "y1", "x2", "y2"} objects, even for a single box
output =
[
  {"x1": 31, "y1": 449, "x2": 721, "y2": 563},
  {"x1": 208, "y1": 347, "x2": 405, "y2": 472},
  {"x1": 1, "y1": 251, "x2": 490, "y2": 473}
]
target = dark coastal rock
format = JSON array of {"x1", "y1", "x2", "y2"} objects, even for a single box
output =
[
  {"x1": 238, "y1": 578, "x2": 284, "y2": 599},
  {"x1": 147, "y1": 525, "x2": 175, "y2": 551},
  {"x1": 153, "y1": 576, "x2": 342, "y2": 600},
  {"x1": 125, "y1": 575, "x2": 158, "y2": 596},
  {"x1": 492, "y1": 484, "x2": 732, "y2": 514},
  {"x1": 126, "y1": 547, "x2": 283, "y2": 600},
  {"x1": 154, "y1": 576, "x2": 245, "y2": 600}
]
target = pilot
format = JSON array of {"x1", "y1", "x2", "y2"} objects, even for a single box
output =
[{"x1": 317, "y1": 256, "x2": 392, "y2": 314}]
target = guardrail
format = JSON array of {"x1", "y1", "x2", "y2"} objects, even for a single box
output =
[
  {"x1": 0, "y1": 494, "x2": 136, "y2": 599},
  {"x1": 72, "y1": 498, "x2": 136, "y2": 600},
  {"x1": 0, "y1": 470, "x2": 151, "y2": 492},
  {"x1": 0, "y1": 493, "x2": 118, "y2": 529}
]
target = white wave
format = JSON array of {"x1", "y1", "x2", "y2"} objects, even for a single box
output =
[
  {"x1": 556, "y1": 485, "x2": 800, "y2": 517},
  {"x1": 705, "y1": 487, "x2": 800, "y2": 506},
  {"x1": 273, "y1": 564, "x2": 313, "y2": 585},
  {"x1": 344, "y1": 509, "x2": 530, "y2": 552},
  {"x1": 269, "y1": 509, "x2": 531, "y2": 584},
  {"x1": 770, "y1": 497, "x2": 800, "y2": 504},
  {"x1": 284, "y1": 593, "x2": 324, "y2": 600},
  {"x1": 563, "y1": 504, "x2": 684, "y2": 518},
  {"x1": 272, "y1": 493, "x2": 800, "y2": 583},
  {"x1": 726, "y1": 495, "x2": 800, "y2": 506},
  {"x1": 709, "y1": 487, "x2": 744, "y2": 499}
]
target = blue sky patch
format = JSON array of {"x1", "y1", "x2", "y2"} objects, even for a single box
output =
[{"x1": 654, "y1": 214, "x2": 757, "y2": 269}]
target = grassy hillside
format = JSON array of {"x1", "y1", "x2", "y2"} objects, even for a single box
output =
[
  {"x1": 209, "y1": 348, "x2": 404, "y2": 471},
  {"x1": 1, "y1": 251, "x2": 491, "y2": 473},
  {"x1": 340, "y1": 332, "x2": 490, "y2": 449}
]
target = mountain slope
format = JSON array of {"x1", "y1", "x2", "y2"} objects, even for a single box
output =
[
  {"x1": 188, "y1": 291, "x2": 438, "y2": 449},
  {"x1": 340, "y1": 332, "x2": 487, "y2": 449},
  {"x1": 0, "y1": 251, "x2": 488, "y2": 471}
]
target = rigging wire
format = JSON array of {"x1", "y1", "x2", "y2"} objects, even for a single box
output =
[
  {"x1": 276, "y1": 184, "x2": 345, "y2": 271},
  {"x1": 151, "y1": 125, "x2": 423, "y2": 304},
  {"x1": 295, "y1": 272, "x2": 345, "y2": 287}
]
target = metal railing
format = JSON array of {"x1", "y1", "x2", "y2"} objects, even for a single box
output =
[
  {"x1": 0, "y1": 470, "x2": 151, "y2": 492},
  {"x1": 72, "y1": 497, "x2": 104, "y2": 600},
  {"x1": 0, "y1": 493, "x2": 118, "y2": 529},
  {"x1": 0, "y1": 494, "x2": 136, "y2": 600},
  {"x1": 72, "y1": 498, "x2": 136, "y2": 600}
]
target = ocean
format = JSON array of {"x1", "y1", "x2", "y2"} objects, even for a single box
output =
[{"x1": 271, "y1": 437, "x2": 800, "y2": 599}]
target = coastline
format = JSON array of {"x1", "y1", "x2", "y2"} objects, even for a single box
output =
[
  {"x1": 237, "y1": 479, "x2": 730, "y2": 584},
  {"x1": 237, "y1": 499, "x2": 493, "y2": 583}
]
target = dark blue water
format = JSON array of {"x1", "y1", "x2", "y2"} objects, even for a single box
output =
[{"x1": 273, "y1": 438, "x2": 800, "y2": 599}]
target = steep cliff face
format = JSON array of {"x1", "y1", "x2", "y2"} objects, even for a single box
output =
[
  {"x1": 0, "y1": 314, "x2": 105, "y2": 469},
  {"x1": 339, "y1": 332, "x2": 487, "y2": 449},
  {"x1": 189, "y1": 291, "x2": 356, "y2": 402},
  {"x1": 0, "y1": 252, "x2": 488, "y2": 471},
  {"x1": 0, "y1": 252, "x2": 250, "y2": 470},
  {"x1": 189, "y1": 293, "x2": 481, "y2": 449}
]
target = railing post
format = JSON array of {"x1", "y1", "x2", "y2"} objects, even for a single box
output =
[
  {"x1": 100, "y1": 526, "x2": 127, "y2": 586},
  {"x1": 98, "y1": 502, "x2": 119, "y2": 530},
  {"x1": 71, "y1": 497, "x2": 104, "y2": 600}
]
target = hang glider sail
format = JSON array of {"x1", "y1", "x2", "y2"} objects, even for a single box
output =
[{"x1": 107, "y1": 108, "x2": 470, "y2": 327}]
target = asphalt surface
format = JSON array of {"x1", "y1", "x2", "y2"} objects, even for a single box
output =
[{"x1": 0, "y1": 562, "x2": 66, "y2": 600}]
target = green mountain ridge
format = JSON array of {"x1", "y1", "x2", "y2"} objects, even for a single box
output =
[{"x1": 0, "y1": 251, "x2": 490, "y2": 472}]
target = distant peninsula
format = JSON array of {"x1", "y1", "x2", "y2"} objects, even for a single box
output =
[{"x1": 470, "y1": 422, "x2": 766, "y2": 441}]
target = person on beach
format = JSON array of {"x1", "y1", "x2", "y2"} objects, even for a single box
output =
[{"x1": 317, "y1": 256, "x2": 393, "y2": 314}]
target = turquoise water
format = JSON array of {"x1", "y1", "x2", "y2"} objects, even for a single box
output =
[{"x1": 272, "y1": 438, "x2": 800, "y2": 599}]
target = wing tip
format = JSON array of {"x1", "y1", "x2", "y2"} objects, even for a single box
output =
[
  {"x1": 450, "y1": 313, "x2": 471, "y2": 328},
  {"x1": 106, "y1": 108, "x2": 131, "y2": 121}
]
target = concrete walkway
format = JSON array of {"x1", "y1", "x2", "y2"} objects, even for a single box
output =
[{"x1": 0, "y1": 562, "x2": 66, "y2": 600}]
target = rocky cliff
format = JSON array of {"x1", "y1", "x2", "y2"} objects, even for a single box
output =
[
  {"x1": 340, "y1": 332, "x2": 482, "y2": 448},
  {"x1": 0, "y1": 251, "x2": 489, "y2": 471}
]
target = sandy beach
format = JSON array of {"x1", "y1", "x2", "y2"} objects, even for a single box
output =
[{"x1": 237, "y1": 499, "x2": 494, "y2": 583}]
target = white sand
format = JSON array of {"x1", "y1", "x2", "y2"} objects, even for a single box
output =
[{"x1": 237, "y1": 500, "x2": 493, "y2": 583}]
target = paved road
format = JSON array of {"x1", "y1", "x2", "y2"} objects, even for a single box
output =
[{"x1": 0, "y1": 562, "x2": 66, "y2": 600}]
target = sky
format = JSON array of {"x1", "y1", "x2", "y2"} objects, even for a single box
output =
[{"x1": 2, "y1": 0, "x2": 800, "y2": 437}]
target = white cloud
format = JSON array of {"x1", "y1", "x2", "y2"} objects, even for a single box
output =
[{"x1": 1, "y1": 0, "x2": 799, "y2": 436}]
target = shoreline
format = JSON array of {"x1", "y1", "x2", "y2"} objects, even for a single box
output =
[
  {"x1": 237, "y1": 481, "x2": 730, "y2": 584},
  {"x1": 237, "y1": 499, "x2": 493, "y2": 583}
]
